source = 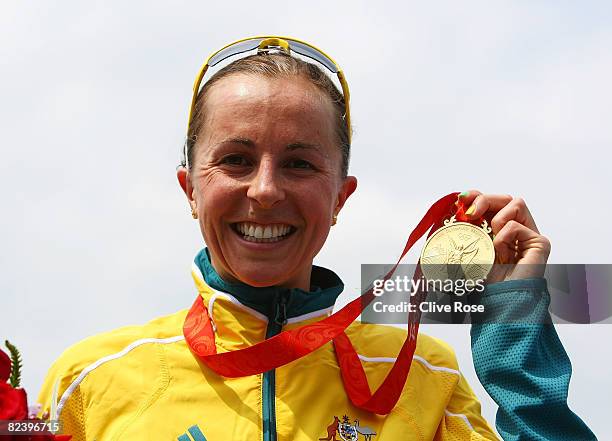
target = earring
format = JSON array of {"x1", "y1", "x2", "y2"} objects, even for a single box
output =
[
  {"x1": 191, "y1": 207, "x2": 198, "y2": 219},
  {"x1": 332, "y1": 214, "x2": 338, "y2": 226}
]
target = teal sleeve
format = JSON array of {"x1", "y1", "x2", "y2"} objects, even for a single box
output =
[{"x1": 470, "y1": 278, "x2": 597, "y2": 440}]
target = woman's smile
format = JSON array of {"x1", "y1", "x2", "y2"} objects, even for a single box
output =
[{"x1": 231, "y1": 222, "x2": 296, "y2": 243}]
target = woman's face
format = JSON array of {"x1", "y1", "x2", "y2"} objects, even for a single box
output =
[{"x1": 178, "y1": 74, "x2": 357, "y2": 289}]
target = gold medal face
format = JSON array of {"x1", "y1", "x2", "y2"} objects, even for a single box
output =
[{"x1": 420, "y1": 216, "x2": 495, "y2": 283}]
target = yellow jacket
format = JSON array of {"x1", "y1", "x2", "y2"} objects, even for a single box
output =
[{"x1": 38, "y1": 249, "x2": 499, "y2": 440}]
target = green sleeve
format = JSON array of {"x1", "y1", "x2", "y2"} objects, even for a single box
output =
[{"x1": 470, "y1": 278, "x2": 597, "y2": 440}]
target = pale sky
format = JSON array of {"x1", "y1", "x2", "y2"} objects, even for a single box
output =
[{"x1": 1, "y1": 1, "x2": 611, "y2": 438}]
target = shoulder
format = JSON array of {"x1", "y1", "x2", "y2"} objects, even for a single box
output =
[
  {"x1": 38, "y1": 308, "x2": 189, "y2": 414},
  {"x1": 53, "y1": 308, "x2": 188, "y2": 376},
  {"x1": 345, "y1": 322, "x2": 459, "y2": 371}
]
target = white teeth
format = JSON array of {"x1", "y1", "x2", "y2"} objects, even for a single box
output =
[{"x1": 234, "y1": 222, "x2": 293, "y2": 241}]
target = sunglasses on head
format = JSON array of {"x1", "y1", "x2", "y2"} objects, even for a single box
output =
[{"x1": 183, "y1": 36, "x2": 351, "y2": 168}]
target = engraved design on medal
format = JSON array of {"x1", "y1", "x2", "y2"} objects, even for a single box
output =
[{"x1": 420, "y1": 216, "x2": 495, "y2": 283}]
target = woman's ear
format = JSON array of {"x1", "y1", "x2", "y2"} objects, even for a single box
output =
[
  {"x1": 334, "y1": 175, "x2": 358, "y2": 216},
  {"x1": 177, "y1": 166, "x2": 197, "y2": 213}
]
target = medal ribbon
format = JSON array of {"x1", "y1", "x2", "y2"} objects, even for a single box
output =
[{"x1": 184, "y1": 192, "x2": 460, "y2": 414}]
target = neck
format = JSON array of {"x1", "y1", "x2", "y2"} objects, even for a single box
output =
[{"x1": 194, "y1": 248, "x2": 344, "y2": 321}]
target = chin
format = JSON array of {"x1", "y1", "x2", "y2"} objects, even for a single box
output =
[{"x1": 236, "y1": 267, "x2": 292, "y2": 288}]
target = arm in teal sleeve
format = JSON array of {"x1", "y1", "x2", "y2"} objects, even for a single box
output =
[{"x1": 470, "y1": 278, "x2": 597, "y2": 441}]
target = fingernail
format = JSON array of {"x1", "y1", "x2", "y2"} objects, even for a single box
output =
[
  {"x1": 465, "y1": 204, "x2": 476, "y2": 216},
  {"x1": 459, "y1": 191, "x2": 469, "y2": 198}
]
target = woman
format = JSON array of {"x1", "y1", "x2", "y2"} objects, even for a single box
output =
[{"x1": 38, "y1": 37, "x2": 595, "y2": 440}]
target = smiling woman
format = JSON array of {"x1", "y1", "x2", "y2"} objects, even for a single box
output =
[
  {"x1": 178, "y1": 63, "x2": 356, "y2": 289},
  {"x1": 36, "y1": 37, "x2": 596, "y2": 441}
]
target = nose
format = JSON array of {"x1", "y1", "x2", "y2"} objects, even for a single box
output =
[{"x1": 246, "y1": 158, "x2": 286, "y2": 209}]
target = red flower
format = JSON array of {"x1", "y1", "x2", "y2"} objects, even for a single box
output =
[
  {"x1": 0, "y1": 382, "x2": 27, "y2": 420},
  {"x1": 0, "y1": 347, "x2": 71, "y2": 441},
  {"x1": 0, "y1": 349, "x2": 10, "y2": 383}
]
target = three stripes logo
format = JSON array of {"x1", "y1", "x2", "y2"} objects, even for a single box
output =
[{"x1": 177, "y1": 425, "x2": 207, "y2": 441}]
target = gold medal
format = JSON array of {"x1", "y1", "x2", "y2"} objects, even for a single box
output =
[{"x1": 420, "y1": 215, "x2": 495, "y2": 283}]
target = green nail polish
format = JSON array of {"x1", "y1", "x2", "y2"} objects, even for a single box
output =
[{"x1": 459, "y1": 191, "x2": 469, "y2": 198}]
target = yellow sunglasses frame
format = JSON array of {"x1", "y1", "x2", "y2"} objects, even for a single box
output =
[{"x1": 186, "y1": 35, "x2": 351, "y2": 145}]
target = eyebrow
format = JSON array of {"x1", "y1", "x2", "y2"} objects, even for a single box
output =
[
  {"x1": 217, "y1": 137, "x2": 255, "y2": 147},
  {"x1": 286, "y1": 142, "x2": 322, "y2": 152}
]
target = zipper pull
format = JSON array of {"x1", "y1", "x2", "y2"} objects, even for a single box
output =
[{"x1": 274, "y1": 291, "x2": 289, "y2": 326}]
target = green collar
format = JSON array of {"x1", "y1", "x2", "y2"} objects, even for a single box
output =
[{"x1": 195, "y1": 248, "x2": 344, "y2": 321}]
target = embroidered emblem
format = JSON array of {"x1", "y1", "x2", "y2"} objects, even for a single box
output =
[
  {"x1": 177, "y1": 424, "x2": 207, "y2": 441},
  {"x1": 339, "y1": 415, "x2": 358, "y2": 441},
  {"x1": 319, "y1": 415, "x2": 340, "y2": 440},
  {"x1": 320, "y1": 415, "x2": 377, "y2": 441},
  {"x1": 354, "y1": 419, "x2": 377, "y2": 441}
]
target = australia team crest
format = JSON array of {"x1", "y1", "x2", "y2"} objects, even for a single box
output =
[{"x1": 320, "y1": 415, "x2": 377, "y2": 441}]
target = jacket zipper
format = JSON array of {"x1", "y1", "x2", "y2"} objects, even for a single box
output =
[{"x1": 262, "y1": 291, "x2": 289, "y2": 441}]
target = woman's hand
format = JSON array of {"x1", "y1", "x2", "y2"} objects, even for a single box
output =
[{"x1": 458, "y1": 190, "x2": 551, "y2": 283}]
